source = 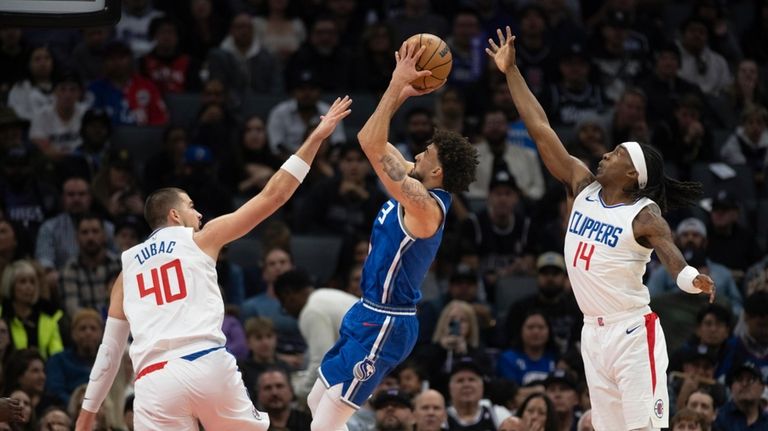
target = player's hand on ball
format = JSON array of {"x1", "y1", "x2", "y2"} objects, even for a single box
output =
[
  {"x1": 693, "y1": 274, "x2": 716, "y2": 303},
  {"x1": 314, "y1": 95, "x2": 352, "y2": 140},
  {"x1": 486, "y1": 26, "x2": 518, "y2": 73},
  {"x1": 392, "y1": 42, "x2": 432, "y2": 88}
]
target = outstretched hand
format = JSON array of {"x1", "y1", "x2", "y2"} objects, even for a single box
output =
[
  {"x1": 693, "y1": 274, "x2": 716, "y2": 303},
  {"x1": 391, "y1": 41, "x2": 439, "y2": 101},
  {"x1": 485, "y1": 26, "x2": 517, "y2": 73},
  {"x1": 313, "y1": 96, "x2": 352, "y2": 140}
]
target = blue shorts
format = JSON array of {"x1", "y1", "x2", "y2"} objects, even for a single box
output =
[{"x1": 318, "y1": 299, "x2": 418, "y2": 408}]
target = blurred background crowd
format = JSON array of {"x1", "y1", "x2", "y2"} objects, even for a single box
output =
[{"x1": 0, "y1": 0, "x2": 767, "y2": 430}]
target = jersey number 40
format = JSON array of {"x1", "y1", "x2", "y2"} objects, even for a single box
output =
[{"x1": 136, "y1": 258, "x2": 188, "y2": 306}]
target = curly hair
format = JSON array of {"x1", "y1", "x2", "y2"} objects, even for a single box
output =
[{"x1": 432, "y1": 129, "x2": 478, "y2": 193}]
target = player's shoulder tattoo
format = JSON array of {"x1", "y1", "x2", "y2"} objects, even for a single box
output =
[
  {"x1": 634, "y1": 203, "x2": 668, "y2": 236},
  {"x1": 401, "y1": 178, "x2": 431, "y2": 209}
]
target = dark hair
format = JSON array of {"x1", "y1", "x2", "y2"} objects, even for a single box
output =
[
  {"x1": 515, "y1": 393, "x2": 559, "y2": 431},
  {"x1": 432, "y1": 129, "x2": 478, "y2": 193},
  {"x1": 670, "y1": 408, "x2": 708, "y2": 430},
  {"x1": 3, "y1": 349, "x2": 44, "y2": 395},
  {"x1": 76, "y1": 213, "x2": 104, "y2": 229},
  {"x1": 696, "y1": 303, "x2": 732, "y2": 328},
  {"x1": 144, "y1": 187, "x2": 185, "y2": 229},
  {"x1": 630, "y1": 143, "x2": 703, "y2": 213},
  {"x1": 149, "y1": 16, "x2": 179, "y2": 39},
  {"x1": 256, "y1": 365, "x2": 292, "y2": 389},
  {"x1": 511, "y1": 309, "x2": 558, "y2": 354},
  {"x1": 744, "y1": 291, "x2": 768, "y2": 317},
  {"x1": 273, "y1": 268, "x2": 312, "y2": 299},
  {"x1": 405, "y1": 106, "x2": 433, "y2": 122}
]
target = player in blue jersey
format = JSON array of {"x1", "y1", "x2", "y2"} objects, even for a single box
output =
[{"x1": 306, "y1": 42, "x2": 479, "y2": 430}]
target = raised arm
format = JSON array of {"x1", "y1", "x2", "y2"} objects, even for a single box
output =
[
  {"x1": 486, "y1": 27, "x2": 593, "y2": 196},
  {"x1": 633, "y1": 205, "x2": 716, "y2": 302},
  {"x1": 195, "y1": 97, "x2": 352, "y2": 255},
  {"x1": 357, "y1": 43, "x2": 442, "y2": 238}
]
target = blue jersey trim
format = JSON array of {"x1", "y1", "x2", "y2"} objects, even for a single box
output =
[{"x1": 380, "y1": 236, "x2": 414, "y2": 304}]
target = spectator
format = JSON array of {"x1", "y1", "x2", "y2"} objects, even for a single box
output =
[
  {"x1": 59, "y1": 214, "x2": 121, "y2": 317},
  {"x1": 143, "y1": 125, "x2": 188, "y2": 192},
  {"x1": 545, "y1": 42, "x2": 606, "y2": 128},
  {"x1": 256, "y1": 367, "x2": 312, "y2": 430},
  {"x1": 446, "y1": 9, "x2": 487, "y2": 98},
  {"x1": 240, "y1": 247, "x2": 298, "y2": 339},
  {"x1": 4, "y1": 349, "x2": 60, "y2": 417},
  {"x1": 690, "y1": 0, "x2": 742, "y2": 65},
  {"x1": 115, "y1": 0, "x2": 165, "y2": 58},
  {"x1": 505, "y1": 252, "x2": 582, "y2": 355},
  {"x1": 741, "y1": 0, "x2": 768, "y2": 65},
  {"x1": 415, "y1": 300, "x2": 492, "y2": 396},
  {"x1": 729, "y1": 292, "x2": 768, "y2": 373},
  {"x1": 67, "y1": 383, "x2": 119, "y2": 430},
  {"x1": 500, "y1": 392, "x2": 559, "y2": 431},
  {"x1": 0, "y1": 146, "x2": 58, "y2": 252},
  {"x1": 352, "y1": 23, "x2": 396, "y2": 94},
  {"x1": 447, "y1": 358, "x2": 512, "y2": 430},
  {"x1": 715, "y1": 363, "x2": 768, "y2": 430},
  {"x1": 706, "y1": 191, "x2": 763, "y2": 277},
  {"x1": 221, "y1": 115, "x2": 282, "y2": 196},
  {"x1": 412, "y1": 389, "x2": 447, "y2": 431},
  {"x1": 720, "y1": 104, "x2": 768, "y2": 189},
  {"x1": 684, "y1": 388, "x2": 721, "y2": 431},
  {"x1": 272, "y1": 269, "x2": 358, "y2": 400},
  {"x1": 651, "y1": 93, "x2": 714, "y2": 177},
  {"x1": 206, "y1": 13, "x2": 283, "y2": 98},
  {"x1": 434, "y1": 86, "x2": 469, "y2": 137},
  {"x1": 0, "y1": 27, "x2": 26, "y2": 98},
  {"x1": 35, "y1": 177, "x2": 115, "y2": 272},
  {"x1": 670, "y1": 304, "x2": 735, "y2": 381},
  {"x1": 489, "y1": 82, "x2": 536, "y2": 153},
  {"x1": 171, "y1": 144, "x2": 234, "y2": 220},
  {"x1": 641, "y1": 42, "x2": 705, "y2": 126},
  {"x1": 497, "y1": 310, "x2": 557, "y2": 386},
  {"x1": 671, "y1": 407, "x2": 708, "y2": 431},
  {"x1": 285, "y1": 15, "x2": 352, "y2": 92},
  {"x1": 91, "y1": 148, "x2": 145, "y2": 219},
  {"x1": 0, "y1": 107, "x2": 29, "y2": 154},
  {"x1": 467, "y1": 110, "x2": 545, "y2": 201},
  {"x1": 394, "y1": 360, "x2": 425, "y2": 398},
  {"x1": 590, "y1": 11, "x2": 649, "y2": 103},
  {"x1": 252, "y1": 0, "x2": 306, "y2": 63},
  {"x1": 179, "y1": 0, "x2": 228, "y2": 64},
  {"x1": 62, "y1": 108, "x2": 113, "y2": 182},
  {"x1": 668, "y1": 348, "x2": 727, "y2": 415},
  {"x1": 113, "y1": 215, "x2": 144, "y2": 253},
  {"x1": 237, "y1": 317, "x2": 290, "y2": 401},
  {"x1": 266, "y1": 69, "x2": 345, "y2": 157},
  {"x1": 544, "y1": 370, "x2": 582, "y2": 431},
  {"x1": 0, "y1": 260, "x2": 63, "y2": 359},
  {"x1": 710, "y1": 59, "x2": 768, "y2": 129},
  {"x1": 296, "y1": 143, "x2": 387, "y2": 244},
  {"x1": 386, "y1": 0, "x2": 448, "y2": 45},
  {"x1": 88, "y1": 41, "x2": 169, "y2": 126},
  {"x1": 647, "y1": 217, "x2": 741, "y2": 314},
  {"x1": 676, "y1": 17, "x2": 732, "y2": 96},
  {"x1": 395, "y1": 107, "x2": 433, "y2": 161},
  {"x1": 600, "y1": 87, "x2": 650, "y2": 149},
  {"x1": 139, "y1": 16, "x2": 201, "y2": 94},
  {"x1": 461, "y1": 170, "x2": 534, "y2": 277},
  {"x1": 514, "y1": 4, "x2": 557, "y2": 98},
  {"x1": 0, "y1": 221, "x2": 23, "y2": 279},
  {"x1": 7, "y1": 46, "x2": 56, "y2": 121},
  {"x1": 0, "y1": 319, "x2": 15, "y2": 370},
  {"x1": 370, "y1": 389, "x2": 414, "y2": 431},
  {"x1": 44, "y1": 309, "x2": 102, "y2": 405},
  {"x1": 8, "y1": 388, "x2": 33, "y2": 430},
  {"x1": 37, "y1": 405, "x2": 71, "y2": 431},
  {"x1": 29, "y1": 71, "x2": 87, "y2": 160},
  {"x1": 567, "y1": 115, "x2": 609, "y2": 172},
  {"x1": 70, "y1": 27, "x2": 111, "y2": 82}
]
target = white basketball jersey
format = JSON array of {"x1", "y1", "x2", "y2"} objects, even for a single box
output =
[
  {"x1": 563, "y1": 182, "x2": 654, "y2": 317},
  {"x1": 121, "y1": 226, "x2": 226, "y2": 373}
]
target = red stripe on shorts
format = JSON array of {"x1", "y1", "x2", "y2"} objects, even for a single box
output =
[
  {"x1": 135, "y1": 361, "x2": 168, "y2": 381},
  {"x1": 644, "y1": 312, "x2": 658, "y2": 393}
]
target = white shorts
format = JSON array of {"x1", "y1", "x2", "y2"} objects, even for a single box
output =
[
  {"x1": 133, "y1": 348, "x2": 269, "y2": 431},
  {"x1": 581, "y1": 306, "x2": 669, "y2": 430}
]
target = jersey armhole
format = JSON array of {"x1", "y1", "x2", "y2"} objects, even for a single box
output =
[
  {"x1": 189, "y1": 228, "x2": 218, "y2": 266},
  {"x1": 628, "y1": 200, "x2": 656, "y2": 252}
]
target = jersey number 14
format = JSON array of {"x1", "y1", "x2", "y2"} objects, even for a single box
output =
[
  {"x1": 573, "y1": 241, "x2": 595, "y2": 270},
  {"x1": 136, "y1": 258, "x2": 188, "y2": 305}
]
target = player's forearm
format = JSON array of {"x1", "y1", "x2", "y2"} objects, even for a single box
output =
[
  {"x1": 504, "y1": 66, "x2": 552, "y2": 140},
  {"x1": 293, "y1": 127, "x2": 328, "y2": 165},
  {"x1": 358, "y1": 81, "x2": 404, "y2": 152},
  {"x1": 82, "y1": 318, "x2": 130, "y2": 413}
]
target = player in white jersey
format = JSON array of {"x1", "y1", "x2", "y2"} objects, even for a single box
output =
[
  {"x1": 75, "y1": 96, "x2": 352, "y2": 431},
  {"x1": 486, "y1": 28, "x2": 716, "y2": 430}
]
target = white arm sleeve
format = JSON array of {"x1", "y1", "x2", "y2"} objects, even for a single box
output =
[{"x1": 81, "y1": 317, "x2": 130, "y2": 413}]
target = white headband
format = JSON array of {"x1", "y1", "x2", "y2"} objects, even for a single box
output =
[{"x1": 621, "y1": 141, "x2": 647, "y2": 190}]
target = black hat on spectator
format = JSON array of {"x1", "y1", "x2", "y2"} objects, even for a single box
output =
[
  {"x1": 712, "y1": 190, "x2": 738, "y2": 211},
  {"x1": 276, "y1": 332, "x2": 307, "y2": 355},
  {"x1": 727, "y1": 362, "x2": 765, "y2": 386},
  {"x1": 489, "y1": 169, "x2": 519, "y2": 193},
  {"x1": 0, "y1": 107, "x2": 29, "y2": 129},
  {"x1": 106, "y1": 148, "x2": 134, "y2": 171},
  {"x1": 450, "y1": 357, "x2": 484, "y2": 379},
  {"x1": 288, "y1": 69, "x2": 320, "y2": 91},
  {"x1": 449, "y1": 264, "x2": 478, "y2": 284},
  {"x1": 54, "y1": 70, "x2": 82, "y2": 89},
  {"x1": 82, "y1": 108, "x2": 111, "y2": 129},
  {"x1": 371, "y1": 389, "x2": 412, "y2": 410},
  {"x1": 680, "y1": 346, "x2": 718, "y2": 367},
  {"x1": 560, "y1": 41, "x2": 589, "y2": 63},
  {"x1": 654, "y1": 41, "x2": 681, "y2": 61},
  {"x1": 544, "y1": 369, "x2": 580, "y2": 391},
  {"x1": 184, "y1": 145, "x2": 214, "y2": 166}
]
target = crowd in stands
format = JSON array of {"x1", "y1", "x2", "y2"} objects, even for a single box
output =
[{"x1": 1, "y1": 0, "x2": 768, "y2": 430}]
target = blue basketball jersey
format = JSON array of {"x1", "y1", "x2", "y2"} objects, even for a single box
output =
[{"x1": 361, "y1": 188, "x2": 451, "y2": 307}]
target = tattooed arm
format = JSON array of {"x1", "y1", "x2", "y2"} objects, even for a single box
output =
[{"x1": 633, "y1": 204, "x2": 716, "y2": 301}]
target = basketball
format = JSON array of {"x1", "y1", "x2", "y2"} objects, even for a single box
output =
[{"x1": 402, "y1": 33, "x2": 452, "y2": 91}]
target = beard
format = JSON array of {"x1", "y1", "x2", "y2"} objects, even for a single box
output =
[
  {"x1": 378, "y1": 417, "x2": 408, "y2": 431},
  {"x1": 539, "y1": 284, "x2": 563, "y2": 299}
]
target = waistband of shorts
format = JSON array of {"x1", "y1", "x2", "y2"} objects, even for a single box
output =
[
  {"x1": 361, "y1": 298, "x2": 416, "y2": 316},
  {"x1": 135, "y1": 346, "x2": 225, "y2": 381},
  {"x1": 583, "y1": 305, "x2": 652, "y2": 326}
]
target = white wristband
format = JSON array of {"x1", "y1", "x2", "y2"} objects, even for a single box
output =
[
  {"x1": 280, "y1": 155, "x2": 310, "y2": 183},
  {"x1": 677, "y1": 265, "x2": 702, "y2": 294}
]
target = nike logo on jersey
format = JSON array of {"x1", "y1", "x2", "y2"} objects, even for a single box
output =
[
  {"x1": 362, "y1": 322, "x2": 381, "y2": 327},
  {"x1": 626, "y1": 325, "x2": 642, "y2": 334},
  {"x1": 585, "y1": 195, "x2": 597, "y2": 202}
]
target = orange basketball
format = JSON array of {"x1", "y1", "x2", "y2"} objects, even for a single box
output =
[{"x1": 403, "y1": 33, "x2": 452, "y2": 91}]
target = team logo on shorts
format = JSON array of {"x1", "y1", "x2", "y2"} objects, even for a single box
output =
[
  {"x1": 654, "y1": 399, "x2": 664, "y2": 418},
  {"x1": 353, "y1": 358, "x2": 376, "y2": 381}
]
